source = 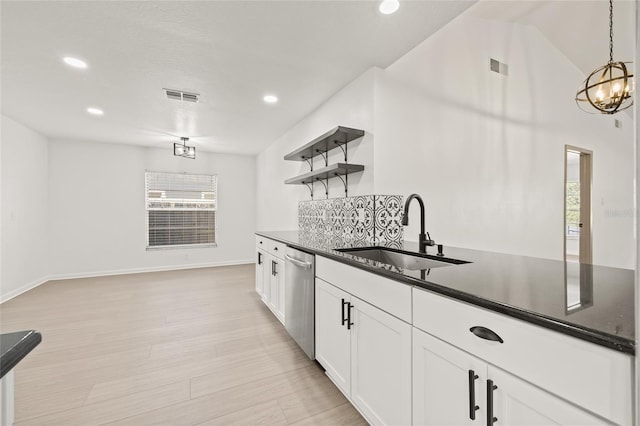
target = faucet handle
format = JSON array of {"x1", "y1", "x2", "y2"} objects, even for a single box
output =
[{"x1": 425, "y1": 232, "x2": 435, "y2": 246}]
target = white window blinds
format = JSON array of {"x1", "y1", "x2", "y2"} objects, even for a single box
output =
[{"x1": 145, "y1": 172, "x2": 217, "y2": 248}]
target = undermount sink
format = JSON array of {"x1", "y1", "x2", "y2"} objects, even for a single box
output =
[{"x1": 335, "y1": 246, "x2": 470, "y2": 270}]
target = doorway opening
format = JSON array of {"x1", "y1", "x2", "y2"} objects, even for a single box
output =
[
  {"x1": 564, "y1": 146, "x2": 593, "y2": 264},
  {"x1": 564, "y1": 146, "x2": 593, "y2": 313}
]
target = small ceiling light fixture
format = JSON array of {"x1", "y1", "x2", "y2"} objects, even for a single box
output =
[
  {"x1": 86, "y1": 107, "x2": 104, "y2": 116},
  {"x1": 63, "y1": 56, "x2": 88, "y2": 69},
  {"x1": 263, "y1": 94, "x2": 278, "y2": 104},
  {"x1": 379, "y1": 0, "x2": 400, "y2": 15},
  {"x1": 575, "y1": 0, "x2": 634, "y2": 114},
  {"x1": 174, "y1": 137, "x2": 196, "y2": 159}
]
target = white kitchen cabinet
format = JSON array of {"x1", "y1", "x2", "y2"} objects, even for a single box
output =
[
  {"x1": 315, "y1": 278, "x2": 411, "y2": 426},
  {"x1": 255, "y1": 236, "x2": 286, "y2": 325},
  {"x1": 413, "y1": 328, "x2": 608, "y2": 426},
  {"x1": 413, "y1": 287, "x2": 633, "y2": 425},
  {"x1": 350, "y1": 295, "x2": 411, "y2": 426},
  {"x1": 315, "y1": 278, "x2": 351, "y2": 396},
  {"x1": 255, "y1": 249, "x2": 266, "y2": 297},
  {"x1": 413, "y1": 327, "x2": 485, "y2": 425},
  {"x1": 262, "y1": 256, "x2": 271, "y2": 304},
  {"x1": 269, "y1": 255, "x2": 286, "y2": 323},
  {"x1": 489, "y1": 366, "x2": 608, "y2": 425}
]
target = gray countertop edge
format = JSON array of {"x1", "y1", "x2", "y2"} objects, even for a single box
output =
[
  {"x1": 256, "y1": 231, "x2": 635, "y2": 355},
  {"x1": 0, "y1": 330, "x2": 42, "y2": 379}
]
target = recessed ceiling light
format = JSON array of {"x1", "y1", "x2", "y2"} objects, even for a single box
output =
[
  {"x1": 263, "y1": 95, "x2": 278, "y2": 104},
  {"x1": 63, "y1": 56, "x2": 88, "y2": 69},
  {"x1": 87, "y1": 107, "x2": 104, "y2": 116},
  {"x1": 379, "y1": 0, "x2": 400, "y2": 15}
]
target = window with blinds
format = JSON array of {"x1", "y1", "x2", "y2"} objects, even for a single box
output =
[{"x1": 145, "y1": 172, "x2": 217, "y2": 248}]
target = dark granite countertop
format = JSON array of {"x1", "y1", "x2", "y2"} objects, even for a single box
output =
[
  {"x1": 0, "y1": 330, "x2": 42, "y2": 378},
  {"x1": 257, "y1": 230, "x2": 635, "y2": 355}
]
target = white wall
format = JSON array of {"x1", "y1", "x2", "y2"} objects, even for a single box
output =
[
  {"x1": 1, "y1": 115, "x2": 50, "y2": 301},
  {"x1": 373, "y1": 15, "x2": 635, "y2": 268},
  {"x1": 48, "y1": 139, "x2": 255, "y2": 278},
  {"x1": 256, "y1": 68, "x2": 377, "y2": 231},
  {"x1": 254, "y1": 15, "x2": 634, "y2": 269}
]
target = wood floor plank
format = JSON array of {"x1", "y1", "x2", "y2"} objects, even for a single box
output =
[
  {"x1": 15, "y1": 380, "x2": 190, "y2": 426},
  {"x1": 14, "y1": 384, "x2": 93, "y2": 422},
  {"x1": 14, "y1": 347, "x2": 152, "y2": 390},
  {"x1": 276, "y1": 376, "x2": 351, "y2": 424},
  {"x1": 194, "y1": 399, "x2": 289, "y2": 426},
  {"x1": 86, "y1": 338, "x2": 301, "y2": 405},
  {"x1": 106, "y1": 365, "x2": 328, "y2": 425},
  {"x1": 1, "y1": 264, "x2": 365, "y2": 425},
  {"x1": 189, "y1": 345, "x2": 312, "y2": 399},
  {"x1": 288, "y1": 403, "x2": 369, "y2": 426}
]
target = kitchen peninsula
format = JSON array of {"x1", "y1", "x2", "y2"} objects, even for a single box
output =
[{"x1": 256, "y1": 230, "x2": 634, "y2": 425}]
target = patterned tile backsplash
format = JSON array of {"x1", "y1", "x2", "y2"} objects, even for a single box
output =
[{"x1": 298, "y1": 195, "x2": 403, "y2": 248}]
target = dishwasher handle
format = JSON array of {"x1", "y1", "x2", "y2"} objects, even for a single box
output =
[{"x1": 285, "y1": 254, "x2": 312, "y2": 270}]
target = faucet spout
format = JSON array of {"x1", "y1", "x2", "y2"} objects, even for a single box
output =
[{"x1": 402, "y1": 194, "x2": 434, "y2": 253}]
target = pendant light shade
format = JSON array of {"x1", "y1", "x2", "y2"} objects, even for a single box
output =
[{"x1": 575, "y1": 0, "x2": 634, "y2": 114}]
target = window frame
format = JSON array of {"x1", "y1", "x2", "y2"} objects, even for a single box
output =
[{"x1": 144, "y1": 171, "x2": 218, "y2": 250}]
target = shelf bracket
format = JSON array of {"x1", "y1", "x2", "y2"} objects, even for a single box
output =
[
  {"x1": 303, "y1": 182, "x2": 313, "y2": 199},
  {"x1": 303, "y1": 157, "x2": 313, "y2": 171},
  {"x1": 335, "y1": 173, "x2": 348, "y2": 197},
  {"x1": 335, "y1": 142, "x2": 348, "y2": 162},
  {"x1": 315, "y1": 149, "x2": 328, "y2": 167},
  {"x1": 315, "y1": 177, "x2": 329, "y2": 199}
]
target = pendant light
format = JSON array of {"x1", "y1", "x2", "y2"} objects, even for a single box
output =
[
  {"x1": 174, "y1": 137, "x2": 196, "y2": 159},
  {"x1": 575, "y1": 0, "x2": 634, "y2": 114}
]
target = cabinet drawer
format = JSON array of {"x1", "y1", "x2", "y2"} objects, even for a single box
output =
[
  {"x1": 316, "y1": 256, "x2": 411, "y2": 323},
  {"x1": 255, "y1": 235, "x2": 286, "y2": 260},
  {"x1": 412, "y1": 288, "x2": 633, "y2": 425}
]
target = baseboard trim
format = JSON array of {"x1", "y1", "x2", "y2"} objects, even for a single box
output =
[
  {"x1": 48, "y1": 259, "x2": 254, "y2": 281},
  {"x1": 0, "y1": 275, "x2": 50, "y2": 304},
  {"x1": 0, "y1": 260, "x2": 254, "y2": 304}
]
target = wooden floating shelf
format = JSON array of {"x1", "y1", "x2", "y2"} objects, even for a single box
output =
[
  {"x1": 284, "y1": 163, "x2": 365, "y2": 185},
  {"x1": 283, "y1": 126, "x2": 365, "y2": 161}
]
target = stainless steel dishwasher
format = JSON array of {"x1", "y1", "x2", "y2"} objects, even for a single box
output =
[{"x1": 284, "y1": 246, "x2": 315, "y2": 359}]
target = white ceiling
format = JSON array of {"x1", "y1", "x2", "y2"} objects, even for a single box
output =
[
  {"x1": 465, "y1": 0, "x2": 636, "y2": 81},
  {"x1": 3, "y1": 1, "x2": 635, "y2": 156},
  {"x1": 1, "y1": 0, "x2": 475, "y2": 155}
]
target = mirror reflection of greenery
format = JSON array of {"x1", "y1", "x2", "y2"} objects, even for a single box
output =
[{"x1": 565, "y1": 182, "x2": 580, "y2": 235}]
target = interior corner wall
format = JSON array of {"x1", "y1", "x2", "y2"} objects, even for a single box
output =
[
  {"x1": 1, "y1": 114, "x2": 50, "y2": 301},
  {"x1": 373, "y1": 14, "x2": 634, "y2": 268},
  {"x1": 256, "y1": 68, "x2": 378, "y2": 231},
  {"x1": 47, "y1": 139, "x2": 256, "y2": 279}
]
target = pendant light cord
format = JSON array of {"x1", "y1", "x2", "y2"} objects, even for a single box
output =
[{"x1": 608, "y1": 0, "x2": 613, "y2": 64}]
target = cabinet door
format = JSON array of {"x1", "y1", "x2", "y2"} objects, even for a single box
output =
[
  {"x1": 255, "y1": 250, "x2": 265, "y2": 297},
  {"x1": 315, "y1": 278, "x2": 351, "y2": 397},
  {"x1": 488, "y1": 366, "x2": 607, "y2": 426},
  {"x1": 274, "y1": 258, "x2": 285, "y2": 323},
  {"x1": 350, "y1": 296, "x2": 411, "y2": 426},
  {"x1": 261, "y1": 253, "x2": 272, "y2": 305},
  {"x1": 268, "y1": 258, "x2": 280, "y2": 313},
  {"x1": 413, "y1": 328, "x2": 486, "y2": 426}
]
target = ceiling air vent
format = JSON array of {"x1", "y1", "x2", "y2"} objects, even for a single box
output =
[
  {"x1": 182, "y1": 92, "x2": 199, "y2": 103},
  {"x1": 163, "y1": 88, "x2": 200, "y2": 103}
]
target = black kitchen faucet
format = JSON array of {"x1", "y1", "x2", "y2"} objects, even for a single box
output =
[{"x1": 402, "y1": 193, "x2": 435, "y2": 253}]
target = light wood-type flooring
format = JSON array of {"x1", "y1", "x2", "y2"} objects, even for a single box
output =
[{"x1": 0, "y1": 265, "x2": 367, "y2": 425}]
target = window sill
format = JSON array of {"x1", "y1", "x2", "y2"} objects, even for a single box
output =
[{"x1": 146, "y1": 243, "x2": 218, "y2": 251}]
